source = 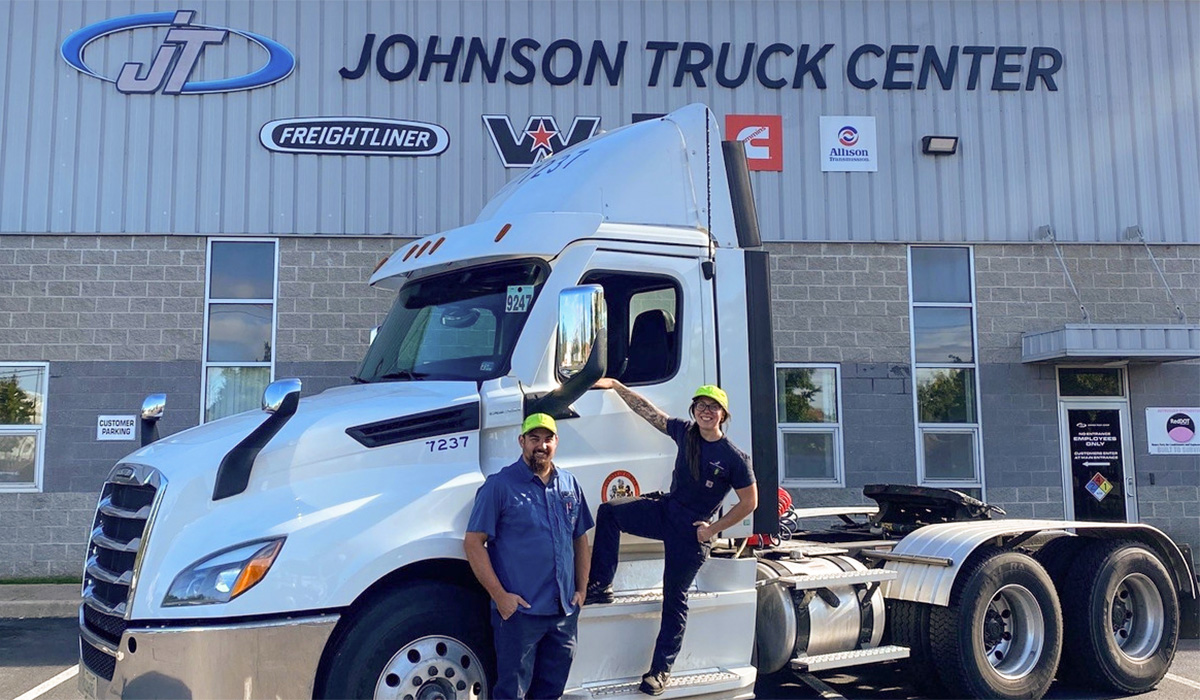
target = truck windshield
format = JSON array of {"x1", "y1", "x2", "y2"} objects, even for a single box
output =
[{"x1": 355, "y1": 259, "x2": 549, "y2": 383}]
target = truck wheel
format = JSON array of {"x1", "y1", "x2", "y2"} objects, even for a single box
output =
[
  {"x1": 929, "y1": 548, "x2": 1062, "y2": 699},
  {"x1": 320, "y1": 582, "x2": 494, "y2": 700},
  {"x1": 888, "y1": 600, "x2": 948, "y2": 698},
  {"x1": 1059, "y1": 540, "x2": 1179, "y2": 694},
  {"x1": 1032, "y1": 535, "x2": 1082, "y2": 587}
]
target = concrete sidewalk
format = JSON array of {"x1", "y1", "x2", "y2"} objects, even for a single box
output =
[{"x1": 0, "y1": 584, "x2": 79, "y2": 619}]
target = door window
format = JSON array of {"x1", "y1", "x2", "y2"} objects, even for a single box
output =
[{"x1": 580, "y1": 271, "x2": 681, "y2": 385}]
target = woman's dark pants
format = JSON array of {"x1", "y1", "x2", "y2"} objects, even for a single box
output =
[{"x1": 588, "y1": 496, "x2": 709, "y2": 674}]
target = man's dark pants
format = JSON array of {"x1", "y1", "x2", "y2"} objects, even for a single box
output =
[
  {"x1": 589, "y1": 496, "x2": 709, "y2": 674},
  {"x1": 492, "y1": 609, "x2": 578, "y2": 699}
]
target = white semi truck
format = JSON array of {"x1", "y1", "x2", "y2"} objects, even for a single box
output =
[{"x1": 79, "y1": 105, "x2": 1195, "y2": 700}]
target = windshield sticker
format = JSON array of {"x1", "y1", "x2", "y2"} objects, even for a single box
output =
[
  {"x1": 480, "y1": 361, "x2": 496, "y2": 372},
  {"x1": 505, "y1": 285, "x2": 534, "y2": 313}
]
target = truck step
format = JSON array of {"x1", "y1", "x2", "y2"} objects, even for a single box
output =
[
  {"x1": 582, "y1": 669, "x2": 742, "y2": 698},
  {"x1": 790, "y1": 644, "x2": 910, "y2": 672},
  {"x1": 607, "y1": 589, "x2": 717, "y2": 606},
  {"x1": 757, "y1": 568, "x2": 897, "y2": 590}
]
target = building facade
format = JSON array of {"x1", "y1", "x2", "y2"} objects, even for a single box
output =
[{"x1": 1, "y1": 0, "x2": 1197, "y2": 577}]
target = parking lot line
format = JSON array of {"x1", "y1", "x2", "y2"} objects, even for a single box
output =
[
  {"x1": 1165, "y1": 673, "x2": 1200, "y2": 691},
  {"x1": 13, "y1": 665, "x2": 79, "y2": 700}
]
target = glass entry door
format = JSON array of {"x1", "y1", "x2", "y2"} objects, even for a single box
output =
[{"x1": 1057, "y1": 368, "x2": 1137, "y2": 522}]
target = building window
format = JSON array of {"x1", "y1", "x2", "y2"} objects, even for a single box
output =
[
  {"x1": 0, "y1": 362, "x2": 48, "y2": 491},
  {"x1": 775, "y1": 364, "x2": 844, "y2": 487},
  {"x1": 203, "y1": 239, "x2": 278, "y2": 423},
  {"x1": 909, "y1": 247, "x2": 984, "y2": 487}
]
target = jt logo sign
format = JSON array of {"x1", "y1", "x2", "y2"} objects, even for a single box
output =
[
  {"x1": 483, "y1": 115, "x2": 601, "y2": 168},
  {"x1": 117, "y1": 11, "x2": 226, "y2": 94},
  {"x1": 61, "y1": 11, "x2": 295, "y2": 95}
]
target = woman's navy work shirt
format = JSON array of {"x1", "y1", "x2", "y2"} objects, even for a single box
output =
[
  {"x1": 467, "y1": 460, "x2": 594, "y2": 616},
  {"x1": 665, "y1": 418, "x2": 755, "y2": 521}
]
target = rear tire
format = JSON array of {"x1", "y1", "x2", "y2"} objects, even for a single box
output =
[
  {"x1": 930, "y1": 548, "x2": 1062, "y2": 700},
  {"x1": 1059, "y1": 540, "x2": 1180, "y2": 694},
  {"x1": 889, "y1": 600, "x2": 949, "y2": 698},
  {"x1": 1032, "y1": 535, "x2": 1082, "y2": 588},
  {"x1": 319, "y1": 582, "x2": 494, "y2": 700}
]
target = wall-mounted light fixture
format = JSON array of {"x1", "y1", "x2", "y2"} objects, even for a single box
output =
[{"x1": 921, "y1": 135, "x2": 959, "y2": 155}]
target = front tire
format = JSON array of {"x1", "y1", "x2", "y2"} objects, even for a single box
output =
[
  {"x1": 930, "y1": 548, "x2": 1062, "y2": 699},
  {"x1": 319, "y1": 582, "x2": 494, "y2": 700},
  {"x1": 1059, "y1": 540, "x2": 1180, "y2": 694}
]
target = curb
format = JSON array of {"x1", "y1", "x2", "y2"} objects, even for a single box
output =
[{"x1": 0, "y1": 584, "x2": 79, "y2": 619}]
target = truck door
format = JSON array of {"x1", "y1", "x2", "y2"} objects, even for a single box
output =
[{"x1": 554, "y1": 250, "x2": 712, "y2": 509}]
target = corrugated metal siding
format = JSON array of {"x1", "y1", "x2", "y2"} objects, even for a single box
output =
[{"x1": 1, "y1": 0, "x2": 1199, "y2": 243}]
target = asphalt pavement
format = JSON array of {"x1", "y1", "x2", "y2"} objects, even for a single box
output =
[{"x1": 3, "y1": 587, "x2": 1199, "y2": 700}]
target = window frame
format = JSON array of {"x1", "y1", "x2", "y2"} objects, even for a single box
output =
[
  {"x1": 0, "y1": 361, "x2": 49, "y2": 493},
  {"x1": 907, "y1": 246, "x2": 986, "y2": 491},
  {"x1": 201, "y1": 238, "x2": 279, "y2": 424},
  {"x1": 775, "y1": 362, "x2": 845, "y2": 488}
]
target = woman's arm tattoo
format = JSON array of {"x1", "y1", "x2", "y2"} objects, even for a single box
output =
[{"x1": 613, "y1": 384, "x2": 669, "y2": 434}]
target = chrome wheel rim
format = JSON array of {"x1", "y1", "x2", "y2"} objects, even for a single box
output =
[
  {"x1": 374, "y1": 635, "x2": 487, "y2": 700},
  {"x1": 981, "y1": 584, "x2": 1045, "y2": 680},
  {"x1": 1111, "y1": 572, "x2": 1164, "y2": 661}
]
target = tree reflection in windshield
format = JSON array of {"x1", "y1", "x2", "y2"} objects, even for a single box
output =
[{"x1": 356, "y1": 259, "x2": 549, "y2": 383}]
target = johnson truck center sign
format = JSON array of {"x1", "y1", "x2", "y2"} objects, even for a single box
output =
[{"x1": 341, "y1": 35, "x2": 1063, "y2": 92}]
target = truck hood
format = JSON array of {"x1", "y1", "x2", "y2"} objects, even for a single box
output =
[{"x1": 122, "y1": 380, "x2": 479, "y2": 489}]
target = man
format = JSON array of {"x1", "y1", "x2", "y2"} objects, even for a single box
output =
[{"x1": 464, "y1": 413, "x2": 594, "y2": 699}]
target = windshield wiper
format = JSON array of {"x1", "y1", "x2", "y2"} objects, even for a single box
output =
[
  {"x1": 349, "y1": 375, "x2": 369, "y2": 384},
  {"x1": 374, "y1": 369, "x2": 430, "y2": 382}
]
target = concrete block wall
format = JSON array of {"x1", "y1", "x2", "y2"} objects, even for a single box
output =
[
  {"x1": 975, "y1": 244, "x2": 1200, "y2": 364},
  {"x1": 0, "y1": 492, "x2": 94, "y2": 578},
  {"x1": 0, "y1": 234, "x2": 404, "y2": 577},
  {"x1": 767, "y1": 242, "x2": 1197, "y2": 556},
  {"x1": 1127, "y1": 363, "x2": 1200, "y2": 552}
]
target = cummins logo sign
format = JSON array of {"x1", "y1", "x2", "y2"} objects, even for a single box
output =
[{"x1": 260, "y1": 117, "x2": 450, "y2": 156}]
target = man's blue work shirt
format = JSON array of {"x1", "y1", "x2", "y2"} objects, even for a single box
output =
[{"x1": 467, "y1": 459, "x2": 594, "y2": 616}]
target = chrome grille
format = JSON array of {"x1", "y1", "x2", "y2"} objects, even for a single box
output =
[{"x1": 79, "y1": 464, "x2": 163, "y2": 682}]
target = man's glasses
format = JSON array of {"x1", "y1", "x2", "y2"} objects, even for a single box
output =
[{"x1": 693, "y1": 401, "x2": 723, "y2": 414}]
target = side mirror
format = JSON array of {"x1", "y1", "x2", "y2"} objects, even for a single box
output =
[
  {"x1": 528, "y1": 285, "x2": 607, "y2": 419},
  {"x1": 262, "y1": 378, "x2": 302, "y2": 417},
  {"x1": 140, "y1": 394, "x2": 166, "y2": 447}
]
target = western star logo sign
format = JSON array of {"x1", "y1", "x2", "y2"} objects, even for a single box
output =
[
  {"x1": 483, "y1": 115, "x2": 601, "y2": 168},
  {"x1": 61, "y1": 10, "x2": 294, "y2": 94},
  {"x1": 260, "y1": 117, "x2": 449, "y2": 156},
  {"x1": 725, "y1": 114, "x2": 783, "y2": 171}
]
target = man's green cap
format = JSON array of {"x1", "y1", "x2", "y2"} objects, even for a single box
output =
[
  {"x1": 693, "y1": 385, "x2": 729, "y2": 411},
  {"x1": 521, "y1": 413, "x2": 558, "y2": 435}
]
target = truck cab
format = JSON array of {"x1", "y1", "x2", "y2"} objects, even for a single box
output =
[{"x1": 80, "y1": 105, "x2": 772, "y2": 700}]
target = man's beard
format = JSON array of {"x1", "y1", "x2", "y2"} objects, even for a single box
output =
[{"x1": 527, "y1": 450, "x2": 550, "y2": 469}]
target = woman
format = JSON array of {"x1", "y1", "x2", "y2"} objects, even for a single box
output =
[{"x1": 584, "y1": 380, "x2": 758, "y2": 696}]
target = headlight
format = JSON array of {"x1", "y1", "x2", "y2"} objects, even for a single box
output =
[{"x1": 163, "y1": 538, "x2": 284, "y2": 607}]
